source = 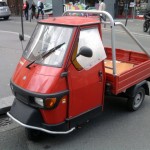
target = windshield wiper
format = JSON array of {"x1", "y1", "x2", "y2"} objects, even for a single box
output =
[{"x1": 26, "y1": 42, "x2": 65, "y2": 69}]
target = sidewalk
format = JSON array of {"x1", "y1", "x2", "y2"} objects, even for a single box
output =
[
  {"x1": 9, "y1": 15, "x2": 146, "y2": 33},
  {"x1": 9, "y1": 15, "x2": 49, "y2": 24}
]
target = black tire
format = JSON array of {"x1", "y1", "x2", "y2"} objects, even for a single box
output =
[
  {"x1": 25, "y1": 128, "x2": 42, "y2": 141},
  {"x1": 143, "y1": 20, "x2": 149, "y2": 32},
  {"x1": 4, "y1": 16, "x2": 9, "y2": 20},
  {"x1": 127, "y1": 87, "x2": 145, "y2": 111}
]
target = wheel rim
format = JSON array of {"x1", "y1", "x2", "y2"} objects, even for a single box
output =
[{"x1": 133, "y1": 91, "x2": 144, "y2": 108}]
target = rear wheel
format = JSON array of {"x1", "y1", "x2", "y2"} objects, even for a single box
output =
[
  {"x1": 25, "y1": 128, "x2": 42, "y2": 141},
  {"x1": 143, "y1": 20, "x2": 149, "y2": 32},
  {"x1": 127, "y1": 87, "x2": 145, "y2": 111}
]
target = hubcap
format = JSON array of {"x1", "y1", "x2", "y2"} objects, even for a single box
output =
[{"x1": 133, "y1": 92, "x2": 143, "y2": 108}]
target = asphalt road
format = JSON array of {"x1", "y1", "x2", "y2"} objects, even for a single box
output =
[{"x1": 0, "y1": 16, "x2": 150, "y2": 150}]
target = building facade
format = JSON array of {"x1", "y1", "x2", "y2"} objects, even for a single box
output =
[
  {"x1": 52, "y1": 0, "x2": 150, "y2": 18},
  {"x1": 6, "y1": 0, "x2": 150, "y2": 17}
]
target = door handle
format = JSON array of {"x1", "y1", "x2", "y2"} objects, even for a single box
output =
[{"x1": 98, "y1": 71, "x2": 103, "y2": 82}]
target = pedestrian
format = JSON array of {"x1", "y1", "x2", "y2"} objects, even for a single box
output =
[
  {"x1": 24, "y1": 0, "x2": 29, "y2": 20},
  {"x1": 36, "y1": 0, "x2": 44, "y2": 19},
  {"x1": 98, "y1": 0, "x2": 106, "y2": 27},
  {"x1": 99, "y1": 0, "x2": 106, "y2": 11},
  {"x1": 118, "y1": 0, "x2": 124, "y2": 16},
  {"x1": 29, "y1": 2, "x2": 36, "y2": 22}
]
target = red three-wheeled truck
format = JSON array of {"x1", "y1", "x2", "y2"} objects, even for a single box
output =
[{"x1": 7, "y1": 10, "x2": 150, "y2": 141}]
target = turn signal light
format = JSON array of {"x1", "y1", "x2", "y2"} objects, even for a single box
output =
[{"x1": 45, "y1": 98, "x2": 57, "y2": 108}]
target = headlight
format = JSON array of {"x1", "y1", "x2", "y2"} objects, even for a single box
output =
[{"x1": 34, "y1": 97, "x2": 44, "y2": 107}]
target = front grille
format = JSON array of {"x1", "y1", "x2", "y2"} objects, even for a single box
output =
[{"x1": 15, "y1": 93, "x2": 34, "y2": 105}]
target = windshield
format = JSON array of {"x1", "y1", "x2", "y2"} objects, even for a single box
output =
[
  {"x1": 23, "y1": 24, "x2": 73, "y2": 67},
  {"x1": 0, "y1": 2, "x2": 7, "y2": 7}
]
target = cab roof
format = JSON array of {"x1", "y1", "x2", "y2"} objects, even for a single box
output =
[{"x1": 39, "y1": 16, "x2": 100, "y2": 26}]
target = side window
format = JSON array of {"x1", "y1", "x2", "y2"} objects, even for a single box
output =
[{"x1": 72, "y1": 28, "x2": 106, "y2": 70}]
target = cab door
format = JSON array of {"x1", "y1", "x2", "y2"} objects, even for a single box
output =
[{"x1": 68, "y1": 26, "x2": 106, "y2": 120}]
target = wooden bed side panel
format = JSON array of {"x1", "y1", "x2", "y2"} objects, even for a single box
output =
[
  {"x1": 130, "y1": 52, "x2": 149, "y2": 64},
  {"x1": 105, "y1": 47, "x2": 130, "y2": 62},
  {"x1": 116, "y1": 60, "x2": 150, "y2": 94},
  {"x1": 105, "y1": 47, "x2": 149, "y2": 64},
  {"x1": 105, "y1": 60, "x2": 150, "y2": 95}
]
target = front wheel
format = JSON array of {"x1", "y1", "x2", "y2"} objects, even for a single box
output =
[
  {"x1": 25, "y1": 128, "x2": 42, "y2": 141},
  {"x1": 127, "y1": 87, "x2": 145, "y2": 111},
  {"x1": 143, "y1": 20, "x2": 149, "y2": 32}
]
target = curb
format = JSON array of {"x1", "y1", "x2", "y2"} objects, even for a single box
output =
[{"x1": 0, "y1": 96, "x2": 14, "y2": 115}]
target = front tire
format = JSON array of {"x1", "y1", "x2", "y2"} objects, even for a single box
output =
[
  {"x1": 25, "y1": 128, "x2": 42, "y2": 141},
  {"x1": 4, "y1": 16, "x2": 9, "y2": 20},
  {"x1": 127, "y1": 87, "x2": 145, "y2": 111},
  {"x1": 143, "y1": 20, "x2": 149, "y2": 32}
]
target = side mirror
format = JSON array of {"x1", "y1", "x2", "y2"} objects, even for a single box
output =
[
  {"x1": 77, "y1": 46, "x2": 93, "y2": 58},
  {"x1": 19, "y1": 34, "x2": 24, "y2": 41}
]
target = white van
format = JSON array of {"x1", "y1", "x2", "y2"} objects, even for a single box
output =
[{"x1": 0, "y1": 1, "x2": 11, "y2": 20}]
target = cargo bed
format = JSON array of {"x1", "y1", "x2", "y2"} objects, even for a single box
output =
[{"x1": 104, "y1": 47, "x2": 150, "y2": 95}]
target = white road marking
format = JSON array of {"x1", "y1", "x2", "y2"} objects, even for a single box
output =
[
  {"x1": 102, "y1": 28, "x2": 150, "y2": 38},
  {"x1": 0, "y1": 30, "x2": 30, "y2": 38}
]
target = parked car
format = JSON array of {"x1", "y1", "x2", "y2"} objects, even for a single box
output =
[
  {"x1": 0, "y1": 1, "x2": 11, "y2": 20},
  {"x1": 43, "y1": 2, "x2": 52, "y2": 16}
]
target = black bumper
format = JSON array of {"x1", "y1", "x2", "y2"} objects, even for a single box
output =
[{"x1": 9, "y1": 98, "x2": 69, "y2": 132}]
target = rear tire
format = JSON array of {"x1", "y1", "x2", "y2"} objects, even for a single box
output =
[
  {"x1": 127, "y1": 87, "x2": 145, "y2": 111},
  {"x1": 143, "y1": 20, "x2": 149, "y2": 32},
  {"x1": 25, "y1": 128, "x2": 42, "y2": 141}
]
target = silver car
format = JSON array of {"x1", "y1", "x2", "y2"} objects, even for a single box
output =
[{"x1": 0, "y1": 1, "x2": 11, "y2": 20}]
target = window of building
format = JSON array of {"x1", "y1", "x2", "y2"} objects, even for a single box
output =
[{"x1": 136, "y1": 0, "x2": 149, "y2": 15}]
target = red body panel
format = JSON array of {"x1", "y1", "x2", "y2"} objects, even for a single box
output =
[
  {"x1": 105, "y1": 48, "x2": 150, "y2": 95},
  {"x1": 68, "y1": 63, "x2": 105, "y2": 118},
  {"x1": 40, "y1": 16, "x2": 100, "y2": 26},
  {"x1": 12, "y1": 57, "x2": 68, "y2": 124},
  {"x1": 12, "y1": 58, "x2": 67, "y2": 94},
  {"x1": 40, "y1": 98, "x2": 68, "y2": 124}
]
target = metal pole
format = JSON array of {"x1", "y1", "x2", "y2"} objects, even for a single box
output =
[
  {"x1": 20, "y1": 0, "x2": 24, "y2": 40},
  {"x1": 115, "y1": 22, "x2": 150, "y2": 57},
  {"x1": 133, "y1": 0, "x2": 136, "y2": 19},
  {"x1": 125, "y1": 0, "x2": 128, "y2": 26}
]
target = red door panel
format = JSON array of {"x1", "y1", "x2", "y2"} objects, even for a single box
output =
[{"x1": 68, "y1": 62, "x2": 105, "y2": 118}]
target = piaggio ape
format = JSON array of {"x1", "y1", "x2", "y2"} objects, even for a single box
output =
[{"x1": 7, "y1": 10, "x2": 150, "y2": 140}]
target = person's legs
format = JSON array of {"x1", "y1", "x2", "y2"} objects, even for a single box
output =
[
  {"x1": 32, "y1": 11, "x2": 35, "y2": 19},
  {"x1": 37, "y1": 9, "x2": 40, "y2": 19},
  {"x1": 30, "y1": 12, "x2": 32, "y2": 22},
  {"x1": 24, "y1": 11, "x2": 27, "y2": 19},
  {"x1": 26, "y1": 10, "x2": 28, "y2": 20},
  {"x1": 41, "y1": 9, "x2": 44, "y2": 19}
]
